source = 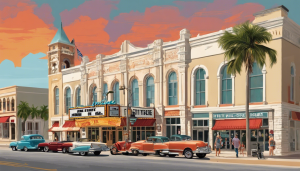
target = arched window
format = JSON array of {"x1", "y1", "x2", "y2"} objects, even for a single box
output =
[
  {"x1": 102, "y1": 83, "x2": 108, "y2": 101},
  {"x1": 65, "y1": 87, "x2": 71, "y2": 113},
  {"x1": 7, "y1": 99, "x2": 10, "y2": 111},
  {"x1": 0, "y1": 99, "x2": 2, "y2": 111},
  {"x1": 76, "y1": 87, "x2": 81, "y2": 107},
  {"x1": 92, "y1": 86, "x2": 97, "y2": 104},
  {"x1": 250, "y1": 63, "x2": 263, "y2": 103},
  {"x1": 221, "y1": 65, "x2": 232, "y2": 104},
  {"x1": 291, "y1": 66, "x2": 295, "y2": 101},
  {"x1": 132, "y1": 79, "x2": 139, "y2": 107},
  {"x1": 195, "y1": 69, "x2": 206, "y2": 105},
  {"x1": 11, "y1": 99, "x2": 15, "y2": 111},
  {"x1": 3, "y1": 98, "x2": 6, "y2": 111},
  {"x1": 55, "y1": 88, "x2": 59, "y2": 114},
  {"x1": 146, "y1": 77, "x2": 155, "y2": 107},
  {"x1": 168, "y1": 72, "x2": 177, "y2": 105},
  {"x1": 113, "y1": 82, "x2": 120, "y2": 104}
]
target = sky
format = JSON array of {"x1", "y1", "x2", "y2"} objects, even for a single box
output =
[{"x1": 0, "y1": 0, "x2": 300, "y2": 89}]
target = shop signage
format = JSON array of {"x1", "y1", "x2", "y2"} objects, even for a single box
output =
[
  {"x1": 75, "y1": 117, "x2": 121, "y2": 127},
  {"x1": 69, "y1": 106, "x2": 105, "y2": 118},
  {"x1": 120, "y1": 107, "x2": 154, "y2": 118},
  {"x1": 213, "y1": 112, "x2": 268, "y2": 119},
  {"x1": 109, "y1": 106, "x2": 119, "y2": 117}
]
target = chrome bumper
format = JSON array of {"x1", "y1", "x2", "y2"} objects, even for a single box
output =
[
  {"x1": 88, "y1": 147, "x2": 110, "y2": 152},
  {"x1": 193, "y1": 147, "x2": 212, "y2": 154}
]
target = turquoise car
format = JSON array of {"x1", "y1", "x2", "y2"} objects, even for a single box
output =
[{"x1": 9, "y1": 134, "x2": 45, "y2": 152}]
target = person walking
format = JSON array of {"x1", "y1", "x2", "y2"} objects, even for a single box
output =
[
  {"x1": 214, "y1": 135, "x2": 221, "y2": 157},
  {"x1": 269, "y1": 136, "x2": 275, "y2": 156},
  {"x1": 232, "y1": 134, "x2": 240, "y2": 158}
]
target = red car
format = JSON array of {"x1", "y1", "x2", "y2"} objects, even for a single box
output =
[
  {"x1": 38, "y1": 141, "x2": 73, "y2": 153},
  {"x1": 110, "y1": 141, "x2": 134, "y2": 155}
]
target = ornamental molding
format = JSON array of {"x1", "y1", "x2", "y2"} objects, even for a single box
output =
[{"x1": 62, "y1": 68, "x2": 80, "y2": 75}]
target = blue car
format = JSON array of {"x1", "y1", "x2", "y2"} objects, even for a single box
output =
[{"x1": 9, "y1": 134, "x2": 45, "y2": 152}]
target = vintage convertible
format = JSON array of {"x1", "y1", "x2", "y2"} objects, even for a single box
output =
[
  {"x1": 65, "y1": 138, "x2": 110, "y2": 156},
  {"x1": 9, "y1": 134, "x2": 45, "y2": 151},
  {"x1": 110, "y1": 135, "x2": 193, "y2": 155},
  {"x1": 38, "y1": 141, "x2": 73, "y2": 153},
  {"x1": 129, "y1": 136, "x2": 211, "y2": 159}
]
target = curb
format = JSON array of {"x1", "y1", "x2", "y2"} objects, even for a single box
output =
[{"x1": 209, "y1": 158, "x2": 300, "y2": 167}]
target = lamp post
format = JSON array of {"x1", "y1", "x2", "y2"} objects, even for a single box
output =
[
  {"x1": 119, "y1": 86, "x2": 136, "y2": 142},
  {"x1": 105, "y1": 91, "x2": 114, "y2": 102}
]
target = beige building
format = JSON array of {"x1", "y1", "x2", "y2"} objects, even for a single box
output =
[
  {"x1": 48, "y1": 6, "x2": 300, "y2": 155},
  {"x1": 0, "y1": 86, "x2": 48, "y2": 145}
]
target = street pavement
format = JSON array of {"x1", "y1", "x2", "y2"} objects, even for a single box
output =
[{"x1": 0, "y1": 147, "x2": 299, "y2": 171}]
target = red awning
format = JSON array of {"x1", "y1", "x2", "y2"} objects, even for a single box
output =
[
  {"x1": 121, "y1": 118, "x2": 156, "y2": 127},
  {"x1": 0, "y1": 116, "x2": 10, "y2": 123},
  {"x1": 292, "y1": 111, "x2": 300, "y2": 121},
  {"x1": 48, "y1": 121, "x2": 59, "y2": 132},
  {"x1": 212, "y1": 119, "x2": 262, "y2": 130},
  {"x1": 62, "y1": 120, "x2": 76, "y2": 127}
]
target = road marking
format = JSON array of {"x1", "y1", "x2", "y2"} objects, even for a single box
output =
[{"x1": 0, "y1": 161, "x2": 57, "y2": 171}]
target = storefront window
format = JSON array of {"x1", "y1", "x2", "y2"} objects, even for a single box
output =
[
  {"x1": 263, "y1": 118, "x2": 268, "y2": 126},
  {"x1": 166, "y1": 118, "x2": 180, "y2": 138},
  {"x1": 265, "y1": 129, "x2": 269, "y2": 151},
  {"x1": 3, "y1": 123, "x2": 9, "y2": 138},
  {"x1": 251, "y1": 130, "x2": 257, "y2": 141},
  {"x1": 258, "y1": 130, "x2": 264, "y2": 142},
  {"x1": 192, "y1": 119, "x2": 209, "y2": 143}
]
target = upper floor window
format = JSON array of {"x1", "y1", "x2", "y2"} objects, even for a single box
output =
[
  {"x1": 168, "y1": 72, "x2": 177, "y2": 105},
  {"x1": 7, "y1": 99, "x2": 10, "y2": 111},
  {"x1": 55, "y1": 88, "x2": 59, "y2": 114},
  {"x1": 195, "y1": 68, "x2": 206, "y2": 105},
  {"x1": 250, "y1": 63, "x2": 263, "y2": 103},
  {"x1": 11, "y1": 99, "x2": 14, "y2": 111},
  {"x1": 0, "y1": 99, "x2": 2, "y2": 111},
  {"x1": 102, "y1": 83, "x2": 108, "y2": 101},
  {"x1": 146, "y1": 77, "x2": 155, "y2": 107},
  {"x1": 291, "y1": 66, "x2": 295, "y2": 101},
  {"x1": 132, "y1": 79, "x2": 139, "y2": 107},
  {"x1": 113, "y1": 82, "x2": 120, "y2": 104},
  {"x1": 3, "y1": 98, "x2": 6, "y2": 111},
  {"x1": 221, "y1": 65, "x2": 232, "y2": 104},
  {"x1": 92, "y1": 86, "x2": 97, "y2": 104},
  {"x1": 65, "y1": 87, "x2": 71, "y2": 114},
  {"x1": 76, "y1": 87, "x2": 81, "y2": 107},
  {"x1": 52, "y1": 46, "x2": 55, "y2": 50}
]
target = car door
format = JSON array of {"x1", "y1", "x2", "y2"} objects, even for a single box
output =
[
  {"x1": 153, "y1": 138, "x2": 168, "y2": 151},
  {"x1": 49, "y1": 142, "x2": 58, "y2": 151},
  {"x1": 143, "y1": 138, "x2": 154, "y2": 153},
  {"x1": 55, "y1": 142, "x2": 64, "y2": 151}
]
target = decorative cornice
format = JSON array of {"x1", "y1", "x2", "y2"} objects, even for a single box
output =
[{"x1": 62, "y1": 68, "x2": 80, "y2": 75}]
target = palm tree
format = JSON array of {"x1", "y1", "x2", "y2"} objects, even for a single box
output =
[
  {"x1": 30, "y1": 105, "x2": 39, "y2": 120},
  {"x1": 17, "y1": 101, "x2": 31, "y2": 122},
  {"x1": 39, "y1": 105, "x2": 49, "y2": 121},
  {"x1": 218, "y1": 21, "x2": 277, "y2": 156}
]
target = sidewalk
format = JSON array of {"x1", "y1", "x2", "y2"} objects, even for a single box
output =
[{"x1": 206, "y1": 151, "x2": 300, "y2": 167}]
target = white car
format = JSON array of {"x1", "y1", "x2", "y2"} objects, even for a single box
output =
[{"x1": 67, "y1": 138, "x2": 110, "y2": 156}]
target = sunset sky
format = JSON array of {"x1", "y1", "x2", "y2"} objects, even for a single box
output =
[{"x1": 0, "y1": 0, "x2": 299, "y2": 88}]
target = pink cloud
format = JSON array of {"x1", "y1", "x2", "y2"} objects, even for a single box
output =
[
  {"x1": 60, "y1": 0, "x2": 119, "y2": 26},
  {"x1": 174, "y1": 1, "x2": 209, "y2": 18},
  {"x1": 34, "y1": 3, "x2": 54, "y2": 25}
]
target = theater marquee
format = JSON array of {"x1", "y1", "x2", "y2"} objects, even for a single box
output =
[{"x1": 69, "y1": 106, "x2": 105, "y2": 119}]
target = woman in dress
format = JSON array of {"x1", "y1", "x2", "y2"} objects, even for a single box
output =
[
  {"x1": 214, "y1": 135, "x2": 221, "y2": 157},
  {"x1": 269, "y1": 136, "x2": 275, "y2": 156}
]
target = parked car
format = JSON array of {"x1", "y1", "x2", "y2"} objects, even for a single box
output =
[
  {"x1": 66, "y1": 138, "x2": 110, "y2": 156},
  {"x1": 9, "y1": 134, "x2": 45, "y2": 152},
  {"x1": 110, "y1": 135, "x2": 192, "y2": 155},
  {"x1": 129, "y1": 136, "x2": 211, "y2": 159},
  {"x1": 38, "y1": 141, "x2": 73, "y2": 153}
]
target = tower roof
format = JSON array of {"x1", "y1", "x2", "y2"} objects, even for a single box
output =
[{"x1": 50, "y1": 22, "x2": 72, "y2": 45}]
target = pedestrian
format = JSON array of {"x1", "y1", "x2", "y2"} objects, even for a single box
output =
[
  {"x1": 269, "y1": 136, "x2": 275, "y2": 156},
  {"x1": 214, "y1": 135, "x2": 221, "y2": 157},
  {"x1": 240, "y1": 142, "x2": 245, "y2": 157},
  {"x1": 232, "y1": 134, "x2": 240, "y2": 158}
]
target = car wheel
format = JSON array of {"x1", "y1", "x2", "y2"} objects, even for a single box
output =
[
  {"x1": 79, "y1": 152, "x2": 88, "y2": 156},
  {"x1": 169, "y1": 154, "x2": 176, "y2": 157},
  {"x1": 142, "y1": 153, "x2": 147, "y2": 156},
  {"x1": 43, "y1": 146, "x2": 49, "y2": 152},
  {"x1": 94, "y1": 151, "x2": 101, "y2": 156},
  {"x1": 196, "y1": 153, "x2": 206, "y2": 158},
  {"x1": 184, "y1": 149, "x2": 193, "y2": 159},
  {"x1": 24, "y1": 147, "x2": 28, "y2": 152},
  {"x1": 62, "y1": 148, "x2": 67, "y2": 153},
  {"x1": 11, "y1": 146, "x2": 16, "y2": 151},
  {"x1": 132, "y1": 150, "x2": 139, "y2": 156},
  {"x1": 111, "y1": 147, "x2": 117, "y2": 155}
]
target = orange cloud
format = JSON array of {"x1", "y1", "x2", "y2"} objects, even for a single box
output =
[{"x1": 0, "y1": 2, "x2": 55, "y2": 67}]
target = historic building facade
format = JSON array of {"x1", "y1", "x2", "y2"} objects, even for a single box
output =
[
  {"x1": 0, "y1": 86, "x2": 48, "y2": 145},
  {"x1": 48, "y1": 6, "x2": 300, "y2": 155}
]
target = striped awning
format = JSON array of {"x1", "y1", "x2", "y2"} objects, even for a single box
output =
[{"x1": 62, "y1": 120, "x2": 80, "y2": 131}]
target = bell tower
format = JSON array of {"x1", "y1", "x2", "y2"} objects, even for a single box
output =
[{"x1": 48, "y1": 22, "x2": 75, "y2": 75}]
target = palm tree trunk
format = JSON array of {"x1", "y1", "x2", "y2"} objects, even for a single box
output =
[{"x1": 246, "y1": 67, "x2": 250, "y2": 156}]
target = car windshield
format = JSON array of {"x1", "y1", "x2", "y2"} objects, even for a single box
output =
[
  {"x1": 30, "y1": 136, "x2": 43, "y2": 139},
  {"x1": 162, "y1": 138, "x2": 169, "y2": 142},
  {"x1": 182, "y1": 136, "x2": 192, "y2": 141},
  {"x1": 78, "y1": 138, "x2": 89, "y2": 142}
]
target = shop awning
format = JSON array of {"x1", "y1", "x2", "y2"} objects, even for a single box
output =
[
  {"x1": 120, "y1": 118, "x2": 156, "y2": 126},
  {"x1": 75, "y1": 117, "x2": 121, "y2": 127},
  {"x1": 48, "y1": 121, "x2": 59, "y2": 132},
  {"x1": 291, "y1": 111, "x2": 300, "y2": 121},
  {"x1": 62, "y1": 120, "x2": 80, "y2": 131},
  {"x1": 212, "y1": 119, "x2": 262, "y2": 130},
  {"x1": 0, "y1": 116, "x2": 10, "y2": 123}
]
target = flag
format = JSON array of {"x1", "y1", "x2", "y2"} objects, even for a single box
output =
[{"x1": 75, "y1": 45, "x2": 83, "y2": 61}]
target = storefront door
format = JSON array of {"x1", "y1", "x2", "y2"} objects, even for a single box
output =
[{"x1": 102, "y1": 127, "x2": 117, "y2": 146}]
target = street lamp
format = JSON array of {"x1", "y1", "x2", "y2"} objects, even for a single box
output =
[
  {"x1": 119, "y1": 86, "x2": 136, "y2": 142},
  {"x1": 105, "y1": 91, "x2": 114, "y2": 102}
]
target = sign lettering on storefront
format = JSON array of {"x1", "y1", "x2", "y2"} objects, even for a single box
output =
[
  {"x1": 213, "y1": 112, "x2": 268, "y2": 119},
  {"x1": 109, "y1": 106, "x2": 119, "y2": 117},
  {"x1": 69, "y1": 106, "x2": 105, "y2": 118},
  {"x1": 120, "y1": 107, "x2": 155, "y2": 118}
]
